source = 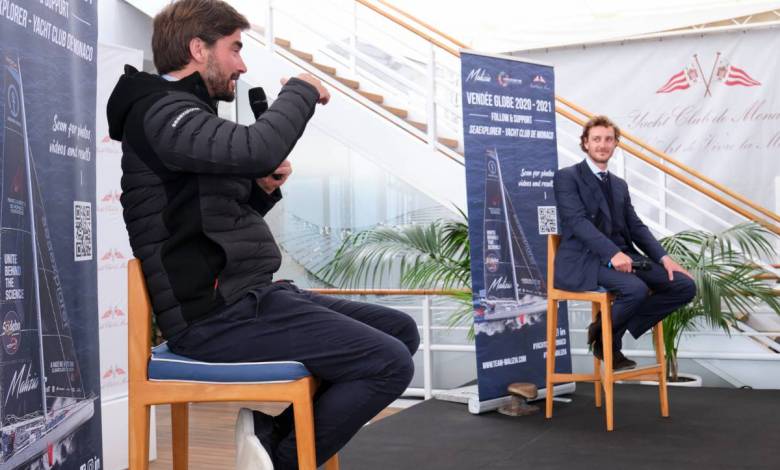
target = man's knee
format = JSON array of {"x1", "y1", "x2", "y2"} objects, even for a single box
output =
[
  {"x1": 380, "y1": 339, "x2": 415, "y2": 393},
  {"x1": 675, "y1": 276, "x2": 697, "y2": 303},
  {"x1": 397, "y1": 314, "x2": 421, "y2": 355}
]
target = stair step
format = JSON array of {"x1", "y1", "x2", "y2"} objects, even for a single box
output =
[
  {"x1": 334, "y1": 76, "x2": 360, "y2": 89},
  {"x1": 407, "y1": 120, "x2": 427, "y2": 132},
  {"x1": 358, "y1": 90, "x2": 384, "y2": 104},
  {"x1": 274, "y1": 37, "x2": 291, "y2": 48},
  {"x1": 382, "y1": 105, "x2": 408, "y2": 119},
  {"x1": 438, "y1": 136, "x2": 460, "y2": 149},
  {"x1": 312, "y1": 62, "x2": 337, "y2": 75},
  {"x1": 289, "y1": 48, "x2": 314, "y2": 62}
]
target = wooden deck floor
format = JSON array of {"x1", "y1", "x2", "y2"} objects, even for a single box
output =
[{"x1": 149, "y1": 402, "x2": 401, "y2": 469}]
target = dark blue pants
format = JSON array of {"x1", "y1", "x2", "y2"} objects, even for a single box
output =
[
  {"x1": 596, "y1": 254, "x2": 696, "y2": 350},
  {"x1": 168, "y1": 284, "x2": 420, "y2": 469}
]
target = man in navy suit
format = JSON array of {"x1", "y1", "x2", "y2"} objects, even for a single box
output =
[{"x1": 553, "y1": 115, "x2": 696, "y2": 370}]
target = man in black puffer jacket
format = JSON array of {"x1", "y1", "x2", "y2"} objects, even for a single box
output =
[{"x1": 106, "y1": 1, "x2": 419, "y2": 468}]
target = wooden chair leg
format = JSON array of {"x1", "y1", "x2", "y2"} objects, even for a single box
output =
[
  {"x1": 591, "y1": 303, "x2": 602, "y2": 408},
  {"x1": 324, "y1": 453, "x2": 341, "y2": 470},
  {"x1": 128, "y1": 399, "x2": 150, "y2": 470},
  {"x1": 293, "y1": 379, "x2": 318, "y2": 470},
  {"x1": 171, "y1": 402, "x2": 189, "y2": 470},
  {"x1": 545, "y1": 298, "x2": 557, "y2": 418},
  {"x1": 600, "y1": 299, "x2": 615, "y2": 431},
  {"x1": 653, "y1": 324, "x2": 670, "y2": 417}
]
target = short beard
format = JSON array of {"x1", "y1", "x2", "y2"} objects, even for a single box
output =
[{"x1": 204, "y1": 55, "x2": 235, "y2": 102}]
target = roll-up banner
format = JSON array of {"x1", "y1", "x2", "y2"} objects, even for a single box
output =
[
  {"x1": 1, "y1": 1, "x2": 101, "y2": 468},
  {"x1": 461, "y1": 51, "x2": 573, "y2": 413}
]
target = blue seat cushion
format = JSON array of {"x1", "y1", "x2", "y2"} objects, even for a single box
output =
[{"x1": 148, "y1": 343, "x2": 311, "y2": 383}]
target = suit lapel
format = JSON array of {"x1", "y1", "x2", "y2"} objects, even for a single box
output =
[{"x1": 577, "y1": 160, "x2": 612, "y2": 227}]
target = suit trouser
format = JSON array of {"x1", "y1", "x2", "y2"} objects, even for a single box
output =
[
  {"x1": 596, "y1": 253, "x2": 696, "y2": 350},
  {"x1": 168, "y1": 283, "x2": 420, "y2": 470}
]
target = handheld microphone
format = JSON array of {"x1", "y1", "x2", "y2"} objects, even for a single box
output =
[
  {"x1": 248, "y1": 87, "x2": 283, "y2": 180},
  {"x1": 606, "y1": 260, "x2": 652, "y2": 271},
  {"x1": 248, "y1": 87, "x2": 268, "y2": 118}
]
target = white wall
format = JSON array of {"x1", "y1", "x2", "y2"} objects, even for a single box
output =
[{"x1": 98, "y1": 0, "x2": 154, "y2": 62}]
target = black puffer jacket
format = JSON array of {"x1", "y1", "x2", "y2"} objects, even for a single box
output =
[{"x1": 106, "y1": 65, "x2": 319, "y2": 338}]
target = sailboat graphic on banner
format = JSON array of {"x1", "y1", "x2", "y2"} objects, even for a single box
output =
[
  {"x1": 479, "y1": 148, "x2": 546, "y2": 322},
  {"x1": 1, "y1": 53, "x2": 95, "y2": 468}
]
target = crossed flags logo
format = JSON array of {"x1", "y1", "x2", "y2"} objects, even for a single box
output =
[{"x1": 656, "y1": 52, "x2": 761, "y2": 96}]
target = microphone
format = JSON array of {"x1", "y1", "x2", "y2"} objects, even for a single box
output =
[
  {"x1": 248, "y1": 87, "x2": 283, "y2": 180},
  {"x1": 248, "y1": 87, "x2": 268, "y2": 118},
  {"x1": 606, "y1": 259, "x2": 652, "y2": 271}
]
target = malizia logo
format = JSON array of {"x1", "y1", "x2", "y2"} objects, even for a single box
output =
[
  {"x1": 2, "y1": 311, "x2": 22, "y2": 355},
  {"x1": 530, "y1": 74, "x2": 550, "y2": 90},
  {"x1": 497, "y1": 72, "x2": 523, "y2": 87},
  {"x1": 466, "y1": 68, "x2": 492, "y2": 83}
]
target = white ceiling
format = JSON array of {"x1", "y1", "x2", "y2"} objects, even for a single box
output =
[{"x1": 386, "y1": 0, "x2": 780, "y2": 51}]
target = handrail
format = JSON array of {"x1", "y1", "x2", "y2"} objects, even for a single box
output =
[
  {"x1": 309, "y1": 288, "x2": 470, "y2": 296},
  {"x1": 557, "y1": 96, "x2": 780, "y2": 225},
  {"x1": 555, "y1": 104, "x2": 780, "y2": 236},
  {"x1": 374, "y1": 0, "x2": 468, "y2": 49},
  {"x1": 354, "y1": 0, "x2": 460, "y2": 56}
]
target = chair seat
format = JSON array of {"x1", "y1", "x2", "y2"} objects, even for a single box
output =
[{"x1": 148, "y1": 343, "x2": 311, "y2": 383}]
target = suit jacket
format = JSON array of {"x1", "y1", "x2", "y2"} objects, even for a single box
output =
[{"x1": 553, "y1": 160, "x2": 667, "y2": 291}]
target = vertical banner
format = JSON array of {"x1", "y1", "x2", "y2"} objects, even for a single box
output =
[
  {"x1": 1, "y1": 1, "x2": 101, "y2": 469},
  {"x1": 461, "y1": 51, "x2": 572, "y2": 412}
]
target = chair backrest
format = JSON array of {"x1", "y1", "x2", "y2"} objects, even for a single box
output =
[
  {"x1": 547, "y1": 234, "x2": 561, "y2": 295},
  {"x1": 128, "y1": 259, "x2": 153, "y2": 382}
]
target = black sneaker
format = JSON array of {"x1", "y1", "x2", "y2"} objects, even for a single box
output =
[
  {"x1": 613, "y1": 351, "x2": 637, "y2": 371},
  {"x1": 587, "y1": 313, "x2": 603, "y2": 360}
]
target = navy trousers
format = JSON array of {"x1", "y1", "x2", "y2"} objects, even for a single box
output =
[
  {"x1": 596, "y1": 253, "x2": 696, "y2": 350},
  {"x1": 168, "y1": 283, "x2": 420, "y2": 469}
]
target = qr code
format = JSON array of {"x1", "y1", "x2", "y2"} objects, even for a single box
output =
[
  {"x1": 74, "y1": 201, "x2": 93, "y2": 261},
  {"x1": 537, "y1": 206, "x2": 558, "y2": 235}
]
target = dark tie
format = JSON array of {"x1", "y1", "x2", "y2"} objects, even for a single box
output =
[{"x1": 597, "y1": 171, "x2": 608, "y2": 182}]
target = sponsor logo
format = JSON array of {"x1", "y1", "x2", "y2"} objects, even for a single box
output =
[
  {"x1": 466, "y1": 68, "x2": 492, "y2": 83},
  {"x1": 98, "y1": 248, "x2": 129, "y2": 271},
  {"x1": 656, "y1": 52, "x2": 761, "y2": 97},
  {"x1": 5, "y1": 363, "x2": 40, "y2": 406},
  {"x1": 171, "y1": 107, "x2": 200, "y2": 128},
  {"x1": 2, "y1": 311, "x2": 21, "y2": 355},
  {"x1": 99, "y1": 305, "x2": 128, "y2": 328},
  {"x1": 101, "y1": 364, "x2": 128, "y2": 387},
  {"x1": 530, "y1": 74, "x2": 550, "y2": 90},
  {"x1": 97, "y1": 190, "x2": 122, "y2": 212},
  {"x1": 7, "y1": 83, "x2": 20, "y2": 118},
  {"x1": 497, "y1": 72, "x2": 523, "y2": 87}
]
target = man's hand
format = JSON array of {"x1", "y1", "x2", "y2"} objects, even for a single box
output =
[
  {"x1": 281, "y1": 73, "x2": 330, "y2": 105},
  {"x1": 660, "y1": 255, "x2": 693, "y2": 281},
  {"x1": 610, "y1": 252, "x2": 633, "y2": 273},
  {"x1": 256, "y1": 160, "x2": 292, "y2": 195}
]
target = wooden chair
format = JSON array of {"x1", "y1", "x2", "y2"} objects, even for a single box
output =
[
  {"x1": 544, "y1": 235, "x2": 669, "y2": 431},
  {"x1": 128, "y1": 259, "x2": 340, "y2": 469}
]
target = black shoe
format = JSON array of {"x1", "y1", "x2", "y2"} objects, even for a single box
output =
[
  {"x1": 612, "y1": 351, "x2": 637, "y2": 371},
  {"x1": 587, "y1": 313, "x2": 603, "y2": 360}
]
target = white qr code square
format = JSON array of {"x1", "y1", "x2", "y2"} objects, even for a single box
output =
[
  {"x1": 537, "y1": 206, "x2": 558, "y2": 235},
  {"x1": 74, "y1": 201, "x2": 93, "y2": 261}
]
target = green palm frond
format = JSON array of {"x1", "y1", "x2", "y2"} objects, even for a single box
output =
[
  {"x1": 660, "y1": 221, "x2": 779, "y2": 379},
  {"x1": 318, "y1": 216, "x2": 471, "y2": 291}
]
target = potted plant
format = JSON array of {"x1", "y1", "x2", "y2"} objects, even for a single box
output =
[
  {"x1": 659, "y1": 222, "x2": 780, "y2": 382},
  {"x1": 317, "y1": 212, "x2": 475, "y2": 334}
]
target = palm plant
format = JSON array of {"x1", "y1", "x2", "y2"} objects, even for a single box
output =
[
  {"x1": 659, "y1": 222, "x2": 780, "y2": 381},
  {"x1": 317, "y1": 212, "x2": 475, "y2": 333}
]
